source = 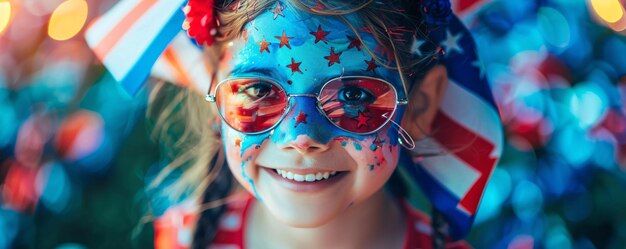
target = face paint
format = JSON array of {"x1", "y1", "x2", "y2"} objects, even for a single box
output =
[{"x1": 219, "y1": 5, "x2": 407, "y2": 227}]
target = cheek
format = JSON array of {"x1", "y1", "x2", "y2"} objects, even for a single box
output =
[
  {"x1": 339, "y1": 127, "x2": 400, "y2": 173},
  {"x1": 222, "y1": 124, "x2": 270, "y2": 195},
  {"x1": 223, "y1": 128, "x2": 248, "y2": 191},
  {"x1": 222, "y1": 122, "x2": 270, "y2": 160},
  {"x1": 223, "y1": 127, "x2": 246, "y2": 165},
  {"x1": 338, "y1": 128, "x2": 400, "y2": 201}
]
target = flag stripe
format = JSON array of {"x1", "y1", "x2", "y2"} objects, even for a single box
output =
[
  {"x1": 431, "y1": 111, "x2": 498, "y2": 214},
  {"x1": 151, "y1": 33, "x2": 214, "y2": 94},
  {"x1": 119, "y1": 10, "x2": 184, "y2": 94},
  {"x1": 453, "y1": 0, "x2": 492, "y2": 17},
  {"x1": 419, "y1": 145, "x2": 481, "y2": 202},
  {"x1": 102, "y1": 0, "x2": 186, "y2": 93},
  {"x1": 398, "y1": 151, "x2": 474, "y2": 239},
  {"x1": 94, "y1": 0, "x2": 158, "y2": 58},
  {"x1": 169, "y1": 34, "x2": 213, "y2": 93},
  {"x1": 85, "y1": 0, "x2": 142, "y2": 49},
  {"x1": 163, "y1": 47, "x2": 193, "y2": 87},
  {"x1": 444, "y1": 53, "x2": 497, "y2": 108},
  {"x1": 440, "y1": 80, "x2": 503, "y2": 155},
  {"x1": 455, "y1": 0, "x2": 483, "y2": 13}
]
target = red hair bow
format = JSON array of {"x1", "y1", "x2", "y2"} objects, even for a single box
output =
[{"x1": 183, "y1": 0, "x2": 218, "y2": 46}]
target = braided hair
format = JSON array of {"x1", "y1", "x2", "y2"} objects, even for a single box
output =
[{"x1": 191, "y1": 149, "x2": 233, "y2": 249}]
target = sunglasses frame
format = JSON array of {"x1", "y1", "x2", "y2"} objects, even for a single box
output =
[{"x1": 205, "y1": 76, "x2": 409, "y2": 135}]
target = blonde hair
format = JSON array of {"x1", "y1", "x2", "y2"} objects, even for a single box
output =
[{"x1": 146, "y1": 0, "x2": 437, "y2": 245}]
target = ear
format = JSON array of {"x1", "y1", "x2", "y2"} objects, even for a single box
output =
[{"x1": 400, "y1": 64, "x2": 448, "y2": 140}]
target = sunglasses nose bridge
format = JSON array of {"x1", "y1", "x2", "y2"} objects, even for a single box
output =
[{"x1": 271, "y1": 96, "x2": 345, "y2": 146}]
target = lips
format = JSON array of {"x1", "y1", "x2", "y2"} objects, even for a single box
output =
[{"x1": 261, "y1": 166, "x2": 348, "y2": 192}]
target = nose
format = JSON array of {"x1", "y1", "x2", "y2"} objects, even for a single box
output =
[
  {"x1": 272, "y1": 96, "x2": 343, "y2": 154},
  {"x1": 280, "y1": 135, "x2": 330, "y2": 154}
]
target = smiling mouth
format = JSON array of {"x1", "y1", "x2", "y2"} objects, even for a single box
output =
[
  {"x1": 261, "y1": 166, "x2": 349, "y2": 192},
  {"x1": 272, "y1": 169, "x2": 344, "y2": 182}
]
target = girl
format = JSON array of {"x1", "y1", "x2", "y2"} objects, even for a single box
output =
[{"x1": 87, "y1": 0, "x2": 502, "y2": 248}]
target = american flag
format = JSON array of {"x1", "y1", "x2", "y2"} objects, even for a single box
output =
[
  {"x1": 85, "y1": 0, "x2": 188, "y2": 95},
  {"x1": 399, "y1": 14, "x2": 503, "y2": 240}
]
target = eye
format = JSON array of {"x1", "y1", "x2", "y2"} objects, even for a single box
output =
[
  {"x1": 240, "y1": 82, "x2": 274, "y2": 99},
  {"x1": 338, "y1": 85, "x2": 375, "y2": 105}
]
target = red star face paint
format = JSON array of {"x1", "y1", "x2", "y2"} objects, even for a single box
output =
[
  {"x1": 275, "y1": 31, "x2": 293, "y2": 49},
  {"x1": 323, "y1": 47, "x2": 342, "y2": 66},
  {"x1": 286, "y1": 58, "x2": 302, "y2": 74},
  {"x1": 365, "y1": 58, "x2": 378, "y2": 71},
  {"x1": 214, "y1": 5, "x2": 411, "y2": 226},
  {"x1": 309, "y1": 25, "x2": 330, "y2": 44},
  {"x1": 347, "y1": 35, "x2": 362, "y2": 51},
  {"x1": 257, "y1": 37, "x2": 271, "y2": 53}
]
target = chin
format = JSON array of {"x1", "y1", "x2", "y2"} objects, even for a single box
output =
[
  {"x1": 258, "y1": 178, "x2": 351, "y2": 228},
  {"x1": 263, "y1": 197, "x2": 348, "y2": 228}
]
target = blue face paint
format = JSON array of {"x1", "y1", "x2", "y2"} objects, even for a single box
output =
[
  {"x1": 353, "y1": 142, "x2": 362, "y2": 151},
  {"x1": 231, "y1": 11, "x2": 406, "y2": 94},
  {"x1": 220, "y1": 5, "x2": 411, "y2": 203},
  {"x1": 225, "y1": 8, "x2": 407, "y2": 148},
  {"x1": 241, "y1": 158, "x2": 263, "y2": 201}
]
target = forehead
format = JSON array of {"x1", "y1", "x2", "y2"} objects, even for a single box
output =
[{"x1": 227, "y1": 5, "x2": 405, "y2": 98}]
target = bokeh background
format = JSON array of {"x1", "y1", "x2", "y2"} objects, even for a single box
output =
[{"x1": 1, "y1": 0, "x2": 626, "y2": 248}]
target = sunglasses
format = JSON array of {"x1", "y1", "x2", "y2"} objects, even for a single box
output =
[{"x1": 205, "y1": 76, "x2": 415, "y2": 148}]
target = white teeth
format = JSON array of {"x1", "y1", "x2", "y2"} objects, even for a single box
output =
[
  {"x1": 293, "y1": 174, "x2": 305, "y2": 182},
  {"x1": 274, "y1": 169, "x2": 340, "y2": 182},
  {"x1": 305, "y1": 174, "x2": 316, "y2": 182}
]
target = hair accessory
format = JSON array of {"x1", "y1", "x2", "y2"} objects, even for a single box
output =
[
  {"x1": 183, "y1": 0, "x2": 218, "y2": 46},
  {"x1": 420, "y1": 0, "x2": 453, "y2": 27}
]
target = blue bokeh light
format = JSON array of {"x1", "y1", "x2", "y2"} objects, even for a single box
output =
[
  {"x1": 475, "y1": 168, "x2": 512, "y2": 223},
  {"x1": 553, "y1": 125, "x2": 595, "y2": 166},
  {"x1": 37, "y1": 161, "x2": 72, "y2": 214},
  {"x1": 544, "y1": 223, "x2": 573, "y2": 249},
  {"x1": 569, "y1": 82, "x2": 609, "y2": 129},
  {"x1": 602, "y1": 37, "x2": 626, "y2": 76},
  {"x1": 512, "y1": 180, "x2": 544, "y2": 221},
  {"x1": 538, "y1": 7, "x2": 571, "y2": 49}
]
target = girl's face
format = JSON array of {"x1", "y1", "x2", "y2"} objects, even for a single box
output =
[{"x1": 219, "y1": 6, "x2": 408, "y2": 227}]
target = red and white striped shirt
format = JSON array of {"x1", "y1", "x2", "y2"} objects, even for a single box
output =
[{"x1": 155, "y1": 195, "x2": 471, "y2": 249}]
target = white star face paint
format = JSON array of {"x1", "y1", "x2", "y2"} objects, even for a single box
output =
[{"x1": 217, "y1": 5, "x2": 408, "y2": 227}]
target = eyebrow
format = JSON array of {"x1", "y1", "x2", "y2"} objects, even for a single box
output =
[
  {"x1": 230, "y1": 66, "x2": 286, "y2": 81},
  {"x1": 318, "y1": 69, "x2": 377, "y2": 84},
  {"x1": 228, "y1": 66, "x2": 396, "y2": 92}
]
